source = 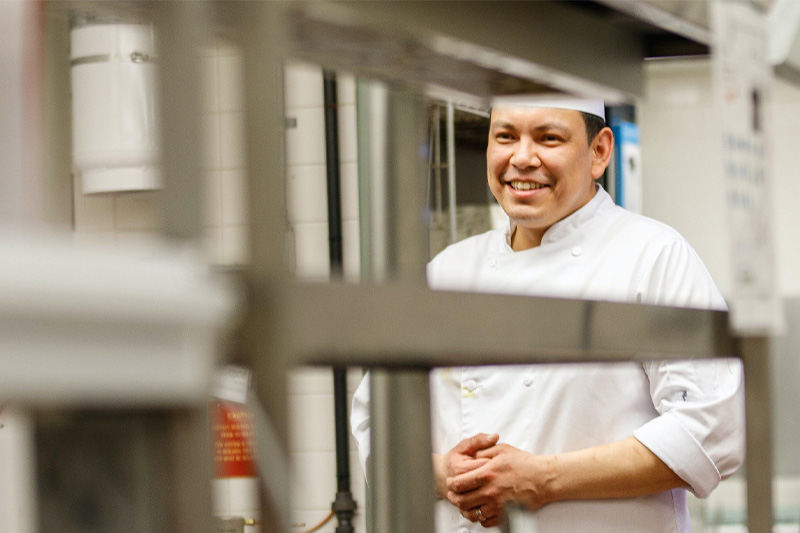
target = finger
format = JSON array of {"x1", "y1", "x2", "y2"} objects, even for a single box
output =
[
  {"x1": 448, "y1": 488, "x2": 489, "y2": 512},
  {"x1": 481, "y1": 505, "x2": 504, "y2": 529},
  {"x1": 453, "y1": 433, "x2": 500, "y2": 455},
  {"x1": 450, "y1": 457, "x2": 489, "y2": 476},
  {"x1": 447, "y1": 466, "x2": 488, "y2": 494},
  {"x1": 481, "y1": 517, "x2": 501, "y2": 529},
  {"x1": 475, "y1": 444, "x2": 505, "y2": 460},
  {"x1": 455, "y1": 503, "x2": 500, "y2": 525}
]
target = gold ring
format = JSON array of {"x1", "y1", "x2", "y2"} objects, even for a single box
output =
[{"x1": 476, "y1": 507, "x2": 486, "y2": 522}]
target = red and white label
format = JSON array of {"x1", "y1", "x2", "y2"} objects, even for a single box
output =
[{"x1": 211, "y1": 401, "x2": 256, "y2": 478}]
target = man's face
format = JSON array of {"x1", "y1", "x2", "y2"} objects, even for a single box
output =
[{"x1": 487, "y1": 106, "x2": 603, "y2": 249}]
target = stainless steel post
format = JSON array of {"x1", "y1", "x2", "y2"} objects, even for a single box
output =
[
  {"x1": 155, "y1": 1, "x2": 209, "y2": 243},
  {"x1": 356, "y1": 79, "x2": 390, "y2": 283},
  {"x1": 369, "y1": 370, "x2": 437, "y2": 533},
  {"x1": 742, "y1": 336, "x2": 774, "y2": 533},
  {"x1": 368, "y1": 88, "x2": 435, "y2": 533},
  {"x1": 153, "y1": 4, "x2": 214, "y2": 533},
  {"x1": 446, "y1": 101, "x2": 457, "y2": 244},
  {"x1": 237, "y1": 2, "x2": 291, "y2": 531}
]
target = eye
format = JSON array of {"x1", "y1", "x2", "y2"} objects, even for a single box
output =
[
  {"x1": 495, "y1": 131, "x2": 516, "y2": 142},
  {"x1": 540, "y1": 133, "x2": 564, "y2": 144}
]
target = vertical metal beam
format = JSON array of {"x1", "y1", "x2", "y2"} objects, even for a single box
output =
[
  {"x1": 742, "y1": 336, "x2": 774, "y2": 533},
  {"x1": 155, "y1": 2, "x2": 208, "y2": 243},
  {"x1": 153, "y1": 5, "x2": 214, "y2": 533},
  {"x1": 446, "y1": 101, "x2": 457, "y2": 244},
  {"x1": 43, "y1": 9, "x2": 73, "y2": 230},
  {"x1": 237, "y1": 2, "x2": 292, "y2": 531},
  {"x1": 369, "y1": 88, "x2": 435, "y2": 533},
  {"x1": 356, "y1": 79, "x2": 389, "y2": 282},
  {"x1": 164, "y1": 408, "x2": 214, "y2": 533},
  {"x1": 369, "y1": 370, "x2": 436, "y2": 533},
  {"x1": 0, "y1": 0, "x2": 34, "y2": 228}
]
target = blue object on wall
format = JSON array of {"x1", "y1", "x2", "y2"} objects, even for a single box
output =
[{"x1": 610, "y1": 120, "x2": 642, "y2": 213}]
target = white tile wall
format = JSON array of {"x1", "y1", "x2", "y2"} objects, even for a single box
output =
[
  {"x1": 220, "y1": 111, "x2": 247, "y2": 170},
  {"x1": 286, "y1": 164, "x2": 329, "y2": 225},
  {"x1": 285, "y1": 107, "x2": 327, "y2": 168}
]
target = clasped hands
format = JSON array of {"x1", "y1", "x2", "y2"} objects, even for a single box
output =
[{"x1": 434, "y1": 433, "x2": 551, "y2": 529}]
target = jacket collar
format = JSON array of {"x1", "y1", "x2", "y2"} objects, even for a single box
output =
[{"x1": 505, "y1": 184, "x2": 615, "y2": 249}]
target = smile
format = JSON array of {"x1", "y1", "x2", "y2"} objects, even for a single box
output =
[{"x1": 509, "y1": 181, "x2": 547, "y2": 191}]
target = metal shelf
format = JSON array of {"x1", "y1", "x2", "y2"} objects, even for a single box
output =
[
  {"x1": 287, "y1": 283, "x2": 733, "y2": 367},
  {"x1": 284, "y1": 0, "x2": 713, "y2": 106}
]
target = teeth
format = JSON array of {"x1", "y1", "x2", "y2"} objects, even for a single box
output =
[{"x1": 510, "y1": 181, "x2": 545, "y2": 191}]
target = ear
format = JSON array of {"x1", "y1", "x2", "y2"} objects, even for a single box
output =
[{"x1": 590, "y1": 127, "x2": 614, "y2": 180}]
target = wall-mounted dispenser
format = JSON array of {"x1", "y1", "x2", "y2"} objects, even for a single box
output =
[{"x1": 70, "y1": 22, "x2": 160, "y2": 194}]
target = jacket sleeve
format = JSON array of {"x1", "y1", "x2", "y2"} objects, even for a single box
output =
[
  {"x1": 633, "y1": 238, "x2": 745, "y2": 498},
  {"x1": 350, "y1": 371, "x2": 372, "y2": 477}
]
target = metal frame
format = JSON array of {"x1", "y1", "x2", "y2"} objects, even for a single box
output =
[
  {"x1": 237, "y1": 2, "x2": 775, "y2": 532},
  {"x1": 27, "y1": 1, "x2": 777, "y2": 532}
]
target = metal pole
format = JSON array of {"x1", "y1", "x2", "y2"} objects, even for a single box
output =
[
  {"x1": 356, "y1": 79, "x2": 389, "y2": 283},
  {"x1": 742, "y1": 336, "x2": 774, "y2": 533},
  {"x1": 323, "y1": 69, "x2": 357, "y2": 533},
  {"x1": 434, "y1": 105, "x2": 442, "y2": 217},
  {"x1": 369, "y1": 370, "x2": 436, "y2": 533},
  {"x1": 155, "y1": 1, "x2": 207, "y2": 244},
  {"x1": 153, "y1": 4, "x2": 214, "y2": 533},
  {"x1": 0, "y1": 0, "x2": 34, "y2": 229},
  {"x1": 446, "y1": 101, "x2": 457, "y2": 244},
  {"x1": 368, "y1": 88, "x2": 435, "y2": 533},
  {"x1": 236, "y1": 2, "x2": 292, "y2": 531}
]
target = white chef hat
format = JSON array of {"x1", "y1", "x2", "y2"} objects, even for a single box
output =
[{"x1": 490, "y1": 94, "x2": 605, "y2": 121}]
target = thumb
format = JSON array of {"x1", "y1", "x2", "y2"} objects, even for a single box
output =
[{"x1": 454, "y1": 433, "x2": 499, "y2": 455}]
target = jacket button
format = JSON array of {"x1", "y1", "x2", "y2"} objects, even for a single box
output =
[
  {"x1": 523, "y1": 376, "x2": 533, "y2": 386},
  {"x1": 465, "y1": 380, "x2": 477, "y2": 392},
  {"x1": 571, "y1": 247, "x2": 582, "y2": 257}
]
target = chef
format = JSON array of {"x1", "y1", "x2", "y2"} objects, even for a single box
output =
[{"x1": 350, "y1": 95, "x2": 745, "y2": 533}]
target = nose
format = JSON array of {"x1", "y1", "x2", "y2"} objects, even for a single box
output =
[{"x1": 509, "y1": 137, "x2": 541, "y2": 169}]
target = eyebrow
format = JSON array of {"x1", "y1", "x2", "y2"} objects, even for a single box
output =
[
  {"x1": 490, "y1": 120, "x2": 570, "y2": 134},
  {"x1": 490, "y1": 120, "x2": 517, "y2": 131}
]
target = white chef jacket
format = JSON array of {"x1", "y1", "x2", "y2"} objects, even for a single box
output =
[{"x1": 351, "y1": 185, "x2": 745, "y2": 533}]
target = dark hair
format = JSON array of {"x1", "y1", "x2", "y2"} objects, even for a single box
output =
[{"x1": 580, "y1": 112, "x2": 606, "y2": 145}]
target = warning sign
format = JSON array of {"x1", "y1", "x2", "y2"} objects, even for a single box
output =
[{"x1": 211, "y1": 401, "x2": 256, "y2": 478}]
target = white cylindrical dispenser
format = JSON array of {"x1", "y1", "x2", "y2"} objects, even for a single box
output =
[{"x1": 70, "y1": 23, "x2": 160, "y2": 194}]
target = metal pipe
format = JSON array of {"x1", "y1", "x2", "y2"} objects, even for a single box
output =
[
  {"x1": 446, "y1": 101, "x2": 457, "y2": 244},
  {"x1": 356, "y1": 80, "x2": 389, "y2": 282},
  {"x1": 434, "y1": 105, "x2": 442, "y2": 216},
  {"x1": 324, "y1": 70, "x2": 344, "y2": 278},
  {"x1": 323, "y1": 69, "x2": 356, "y2": 533}
]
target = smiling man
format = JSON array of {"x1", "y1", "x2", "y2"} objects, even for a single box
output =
[{"x1": 351, "y1": 96, "x2": 745, "y2": 533}]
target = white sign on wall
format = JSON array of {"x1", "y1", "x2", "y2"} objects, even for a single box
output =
[{"x1": 711, "y1": 0, "x2": 783, "y2": 335}]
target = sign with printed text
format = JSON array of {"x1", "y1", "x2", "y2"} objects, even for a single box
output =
[
  {"x1": 211, "y1": 401, "x2": 256, "y2": 478},
  {"x1": 711, "y1": 0, "x2": 783, "y2": 334}
]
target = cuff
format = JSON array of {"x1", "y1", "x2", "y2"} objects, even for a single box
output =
[{"x1": 633, "y1": 412, "x2": 721, "y2": 498}]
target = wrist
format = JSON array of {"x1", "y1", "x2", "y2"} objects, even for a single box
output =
[
  {"x1": 522, "y1": 453, "x2": 559, "y2": 510},
  {"x1": 432, "y1": 453, "x2": 447, "y2": 499},
  {"x1": 538, "y1": 454, "x2": 560, "y2": 505}
]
